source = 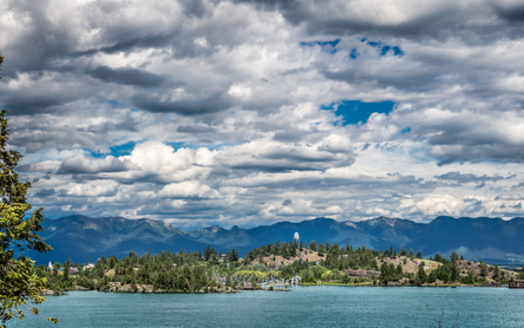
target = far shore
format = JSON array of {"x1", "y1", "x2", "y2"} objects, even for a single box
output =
[{"x1": 43, "y1": 281, "x2": 516, "y2": 297}]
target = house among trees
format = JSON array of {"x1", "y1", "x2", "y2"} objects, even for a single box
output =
[
  {"x1": 289, "y1": 275, "x2": 301, "y2": 285},
  {"x1": 509, "y1": 280, "x2": 524, "y2": 288},
  {"x1": 82, "y1": 263, "x2": 95, "y2": 271}
]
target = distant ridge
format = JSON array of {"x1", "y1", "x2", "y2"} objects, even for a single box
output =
[{"x1": 31, "y1": 215, "x2": 524, "y2": 264}]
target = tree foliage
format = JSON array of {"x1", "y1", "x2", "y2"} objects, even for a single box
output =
[
  {"x1": 0, "y1": 55, "x2": 57, "y2": 326},
  {"x1": 518, "y1": 266, "x2": 524, "y2": 280}
]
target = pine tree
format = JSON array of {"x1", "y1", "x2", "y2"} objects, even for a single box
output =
[
  {"x1": 0, "y1": 56, "x2": 57, "y2": 326},
  {"x1": 518, "y1": 266, "x2": 524, "y2": 280},
  {"x1": 417, "y1": 262, "x2": 427, "y2": 285}
]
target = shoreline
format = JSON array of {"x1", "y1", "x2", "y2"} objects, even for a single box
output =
[{"x1": 43, "y1": 282, "x2": 513, "y2": 296}]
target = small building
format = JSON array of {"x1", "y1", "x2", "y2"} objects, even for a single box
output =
[
  {"x1": 509, "y1": 280, "x2": 524, "y2": 288},
  {"x1": 48, "y1": 261, "x2": 53, "y2": 271},
  {"x1": 289, "y1": 275, "x2": 302, "y2": 285},
  {"x1": 83, "y1": 263, "x2": 95, "y2": 271}
]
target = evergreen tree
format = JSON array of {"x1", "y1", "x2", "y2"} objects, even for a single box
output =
[
  {"x1": 204, "y1": 245, "x2": 212, "y2": 261},
  {"x1": 416, "y1": 262, "x2": 427, "y2": 285},
  {"x1": 379, "y1": 262, "x2": 390, "y2": 285},
  {"x1": 492, "y1": 265, "x2": 500, "y2": 282},
  {"x1": 518, "y1": 266, "x2": 524, "y2": 280},
  {"x1": 450, "y1": 263, "x2": 459, "y2": 282},
  {"x1": 0, "y1": 55, "x2": 57, "y2": 326}
]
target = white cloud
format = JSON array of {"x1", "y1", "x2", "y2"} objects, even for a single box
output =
[
  {"x1": 159, "y1": 181, "x2": 219, "y2": 199},
  {"x1": 1, "y1": 0, "x2": 524, "y2": 228},
  {"x1": 64, "y1": 180, "x2": 119, "y2": 197}
]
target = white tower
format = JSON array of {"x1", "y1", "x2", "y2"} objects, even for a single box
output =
[{"x1": 294, "y1": 232, "x2": 299, "y2": 241}]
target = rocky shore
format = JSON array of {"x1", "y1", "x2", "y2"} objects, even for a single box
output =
[
  {"x1": 98, "y1": 282, "x2": 238, "y2": 294},
  {"x1": 40, "y1": 289, "x2": 66, "y2": 296}
]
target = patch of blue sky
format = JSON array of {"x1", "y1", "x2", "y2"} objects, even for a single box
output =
[
  {"x1": 409, "y1": 145, "x2": 438, "y2": 164},
  {"x1": 88, "y1": 141, "x2": 138, "y2": 158},
  {"x1": 167, "y1": 142, "x2": 190, "y2": 151},
  {"x1": 401, "y1": 126, "x2": 411, "y2": 134},
  {"x1": 168, "y1": 142, "x2": 215, "y2": 151},
  {"x1": 109, "y1": 141, "x2": 136, "y2": 157},
  {"x1": 350, "y1": 48, "x2": 358, "y2": 59},
  {"x1": 362, "y1": 38, "x2": 404, "y2": 57},
  {"x1": 167, "y1": 141, "x2": 246, "y2": 152},
  {"x1": 299, "y1": 38, "x2": 341, "y2": 54},
  {"x1": 322, "y1": 100, "x2": 396, "y2": 126},
  {"x1": 106, "y1": 99, "x2": 119, "y2": 108},
  {"x1": 88, "y1": 149, "x2": 107, "y2": 158}
]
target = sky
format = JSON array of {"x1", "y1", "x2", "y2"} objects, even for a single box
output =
[{"x1": 1, "y1": 0, "x2": 524, "y2": 229}]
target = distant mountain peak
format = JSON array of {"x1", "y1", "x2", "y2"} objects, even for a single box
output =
[
  {"x1": 34, "y1": 214, "x2": 524, "y2": 264},
  {"x1": 368, "y1": 216, "x2": 397, "y2": 227},
  {"x1": 312, "y1": 217, "x2": 335, "y2": 222},
  {"x1": 344, "y1": 221, "x2": 358, "y2": 229},
  {"x1": 198, "y1": 225, "x2": 225, "y2": 233},
  {"x1": 230, "y1": 225, "x2": 241, "y2": 232}
]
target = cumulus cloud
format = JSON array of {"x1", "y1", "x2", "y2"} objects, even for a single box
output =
[
  {"x1": 435, "y1": 172, "x2": 510, "y2": 184},
  {"x1": 1, "y1": 0, "x2": 524, "y2": 228},
  {"x1": 159, "y1": 181, "x2": 219, "y2": 199},
  {"x1": 59, "y1": 154, "x2": 136, "y2": 174},
  {"x1": 400, "y1": 194, "x2": 466, "y2": 217},
  {"x1": 63, "y1": 180, "x2": 119, "y2": 197}
]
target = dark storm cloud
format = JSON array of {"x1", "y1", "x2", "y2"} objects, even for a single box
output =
[
  {"x1": 493, "y1": 2, "x2": 524, "y2": 21},
  {"x1": 3, "y1": 93, "x2": 72, "y2": 115},
  {"x1": 435, "y1": 144, "x2": 524, "y2": 166},
  {"x1": 179, "y1": 0, "x2": 209, "y2": 18},
  {"x1": 435, "y1": 172, "x2": 510, "y2": 184},
  {"x1": 236, "y1": 0, "x2": 522, "y2": 43},
  {"x1": 177, "y1": 125, "x2": 217, "y2": 134},
  {"x1": 87, "y1": 66, "x2": 170, "y2": 88},
  {"x1": 132, "y1": 92, "x2": 233, "y2": 115},
  {"x1": 74, "y1": 34, "x2": 173, "y2": 57},
  {"x1": 0, "y1": 0, "x2": 239, "y2": 122},
  {"x1": 264, "y1": 149, "x2": 337, "y2": 163},
  {"x1": 34, "y1": 188, "x2": 56, "y2": 198},
  {"x1": 58, "y1": 156, "x2": 135, "y2": 174},
  {"x1": 230, "y1": 162, "x2": 326, "y2": 173},
  {"x1": 323, "y1": 66, "x2": 440, "y2": 94},
  {"x1": 423, "y1": 123, "x2": 524, "y2": 165},
  {"x1": 236, "y1": 172, "x2": 432, "y2": 191},
  {"x1": 1, "y1": 2, "x2": 72, "y2": 73},
  {"x1": 7, "y1": 110, "x2": 139, "y2": 152},
  {"x1": 272, "y1": 130, "x2": 304, "y2": 143}
]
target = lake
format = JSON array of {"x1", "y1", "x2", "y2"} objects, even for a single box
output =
[{"x1": 10, "y1": 287, "x2": 524, "y2": 328}]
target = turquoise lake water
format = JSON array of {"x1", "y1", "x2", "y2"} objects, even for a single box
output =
[{"x1": 9, "y1": 287, "x2": 524, "y2": 328}]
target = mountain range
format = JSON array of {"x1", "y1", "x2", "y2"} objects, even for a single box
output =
[{"x1": 29, "y1": 215, "x2": 524, "y2": 265}]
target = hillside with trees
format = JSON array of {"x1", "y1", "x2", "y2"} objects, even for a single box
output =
[{"x1": 38, "y1": 240, "x2": 520, "y2": 294}]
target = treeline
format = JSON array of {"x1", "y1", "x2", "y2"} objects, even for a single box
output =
[
  {"x1": 36, "y1": 241, "x2": 523, "y2": 292},
  {"x1": 38, "y1": 250, "x2": 242, "y2": 293},
  {"x1": 244, "y1": 241, "x2": 421, "y2": 271}
]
